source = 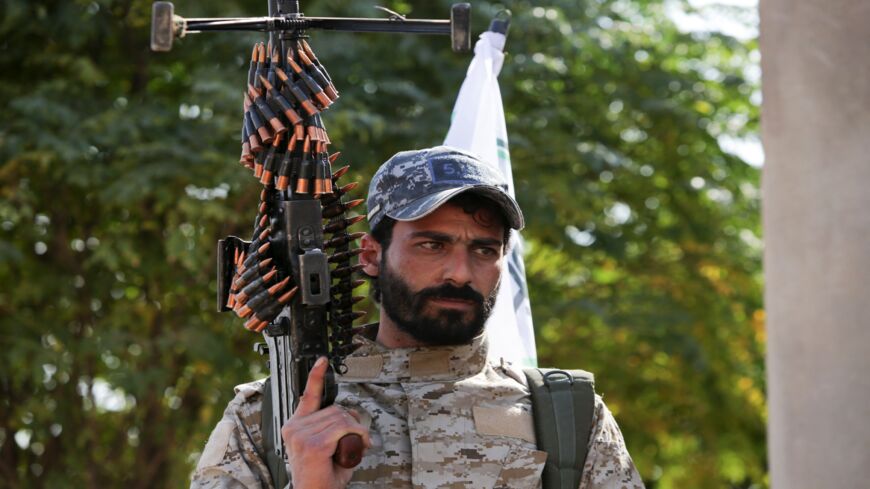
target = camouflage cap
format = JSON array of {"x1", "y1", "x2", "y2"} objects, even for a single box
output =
[{"x1": 366, "y1": 146, "x2": 525, "y2": 231}]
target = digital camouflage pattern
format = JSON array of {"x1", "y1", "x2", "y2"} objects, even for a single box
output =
[
  {"x1": 366, "y1": 146, "x2": 525, "y2": 231},
  {"x1": 190, "y1": 334, "x2": 644, "y2": 489}
]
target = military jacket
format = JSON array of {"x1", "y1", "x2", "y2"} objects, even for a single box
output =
[{"x1": 191, "y1": 335, "x2": 644, "y2": 489}]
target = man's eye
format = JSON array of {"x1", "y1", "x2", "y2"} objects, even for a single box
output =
[
  {"x1": 419, "y1": 241, "x2": 444, "y2": 250},
  {"x1": 474, "y1": 247, "x2": 500, "y2": 257}
]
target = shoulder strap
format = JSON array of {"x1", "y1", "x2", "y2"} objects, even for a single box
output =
[
  {"x1": 261, "y1": 377, "x2": 289, "y2": 489},
  {"x1": 524, "y1": 368, "x2": 596, "y2": 489}
]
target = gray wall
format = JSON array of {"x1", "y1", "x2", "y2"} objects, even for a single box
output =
[{"x1": 761, "y1": 0, "x2": 870, "y2": 487}]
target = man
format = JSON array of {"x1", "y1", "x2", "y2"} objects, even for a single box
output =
[{"x1": 192, "y1": 146, "x2": 644, "y2": 489}]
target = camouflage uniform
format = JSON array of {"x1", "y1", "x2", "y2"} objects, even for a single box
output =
[{"x1": 191, "y1": 334, "x2": 644, "y2": 489}]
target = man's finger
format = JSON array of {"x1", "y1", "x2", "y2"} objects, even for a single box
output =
[{"x1": 295, "y1": 356, "x2": 328, "y2": 415}]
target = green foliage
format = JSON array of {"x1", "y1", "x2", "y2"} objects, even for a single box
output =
[{"x1": 0, "y1": 0, "x2": 763, "y2": 487}]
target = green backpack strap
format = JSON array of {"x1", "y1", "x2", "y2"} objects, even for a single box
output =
[
  {"x1": 261, "y1": 377, "x2": 289, "y2": 489},
  {"x1": 524, "y1": 368, "x2": 596, "y2": 489}
]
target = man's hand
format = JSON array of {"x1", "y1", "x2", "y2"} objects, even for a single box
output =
[{"x1": 281, "y1": 357, "x2": 371, "y2": 489}]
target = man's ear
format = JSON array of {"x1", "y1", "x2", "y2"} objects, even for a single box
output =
[{"x1": 358, "y1": 233, "x2": 382, "y2": 277}]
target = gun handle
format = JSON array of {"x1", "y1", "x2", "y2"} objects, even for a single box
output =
[{"x1": 333, "y1": 433, "x2": 364, "y2": 468}]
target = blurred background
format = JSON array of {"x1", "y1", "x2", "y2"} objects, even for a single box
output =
[{"x1": 0, "y1": 0, "x2": 765, "y2": 487}]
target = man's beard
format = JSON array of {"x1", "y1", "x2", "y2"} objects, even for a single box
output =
[{"x1": 378, "y1": 257, "x2": 499, "y2": 346}]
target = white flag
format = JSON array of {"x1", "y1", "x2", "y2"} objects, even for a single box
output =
[{"x1": 444, "y1": 28, "x2": 538, "y2": 367}]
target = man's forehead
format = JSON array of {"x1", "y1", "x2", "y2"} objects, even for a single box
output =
[{"x1": 394, "y1": 203, "x2": 505, "y2": 238}]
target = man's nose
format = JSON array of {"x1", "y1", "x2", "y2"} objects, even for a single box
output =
[{"x1": 441, "y1": 249, "x2": 473, "y2": 286}]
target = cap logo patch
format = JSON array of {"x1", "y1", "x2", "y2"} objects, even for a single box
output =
[{"x1": 429, "y1": 159, "x2": 470, "y2": 184}]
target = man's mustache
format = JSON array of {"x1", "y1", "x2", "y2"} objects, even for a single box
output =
[{"x1": 415, "y1": 283, "x2": 484, "y2": 304}]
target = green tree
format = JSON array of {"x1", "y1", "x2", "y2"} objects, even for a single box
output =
[{"x1": 0, "y1": 1, "x2": 763, "y2": 487}]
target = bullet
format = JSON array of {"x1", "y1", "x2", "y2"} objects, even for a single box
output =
[
  {"x1": 333, "y1": 311, "x2": 366, "y2": 324},
  {"x1": 248, "y1": 44, "x2": 258, "y2": 87},
  {"x1": 244, "y1": 317, "x2": 268, "y2": 331},
  {"x1": 257, "y1": 240, "x2": 271, "y2": 255},
  {"x1": 240, "y1": 120, "x2": 254, "y2": 167},
  {"x1": 236, "y1": 269, "x2": 279, "y2": 304},
  {"x1": 331, "y1": 164, "x2": 350, "y2": 181},
  {"x1": 296, "y1": 48, "x2": 338, "y2": 101},
  {"x1": 277, "y1": 286, "x2": 299, "y2": 304},
  {"x1": 314, "y1": 154, "x2": 329, "y2": 196},
  {"x1": 269, "y1": 44, "x2": 280, "y2": 87},
  {"x1": 234, "y1": 256, "x2": 273, "y2": 293},
  {"x1": 295, "y1": 136, "x2": 313, "y2": 194},
  {"x1": 331, "y1": 295, "x2": 366, "y2": 308},
  {"x1": 307, "y1": 124, "x2": 321, "y2": 143},
  {"x1": 327, "y1": 248, "x2": 364, "y2": 263},
  {"x1": 253, "y1": 213, "x2": 270, "y2": 236},
  {"x1": 275, "y1": 68, "x2": 319, "y2": 116},
  {"x1": 324, "y1": 232, "x2": 365, "y2": 249},
  {"x1": 275, "y1": 138, "x2": 297, "y2": 191},
  {"x1": 254, "y1": 42, "x2": 266, "y2": 91},
  {"x1": 331, "y1": 263, "x2": 365, "y2": 278},
  {"x1": 258, "y1": 75, "x2": 303, "y2": 126},
  {"x1": 260, "y1": 133, "x2": 283, "y2": 185},
  {"x1": 249, "y1": 231, "x2": 271, "y2": 253},
  {"x1": 319, "y1": 181, "x2": 360, "y2": 206},
  {"x1": 329, "y1": 279, "x2": 367, "y2": 295},
  {"x1": 286, "y1": 55, "x2": 332, "y2": 109},
  {"x1": 238, "y1": 279, "x2": 293, "y2": 317},
  {"x1": 299, "y1": 39, "x2": 333, "y2": 84},
  {"x1": 336, "y1": 181, "x2": 360, "y2": 194},
  {"x1": 276, "y1": 154, "x2": 294, "y2": 191},
  {"x1": 248, "y1": 85, "x2": 287, "y2": 136},
  {"x1": 242, "y1": 106, "x2": 264, "y2": 154},
  {"x1": 242, "y1": 249, "x2": 261, "y2": 270},
  {"x1": 322, "y1": 198, "x2": 364, "y2": 219},
  {"x1": 248, "y1": 285, "x2": 297, "y2": 333},
  {"x1": 244, "y1": 93, "x2": 273, "y2": 145}
]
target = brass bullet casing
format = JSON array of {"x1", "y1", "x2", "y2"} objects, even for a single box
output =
[
  {"x1": 327, "y1": 248, "x2": 364, "y2": 263},
  {"x1": 259, "y1": 75, "x2": 303, "y2": 126},
  {"x1": 333, "y1": 311, "x2": 367, "y2": 325},
  {"x1": 244, "y1": 317, "x2": 267, "y2": 332},
  {"x1": 295, "y1": 136, "x2": 314, "y2": 194},
  {"x1": 331, "y1": 295, "x2": 366, "y2": 308},
  {"x1": 287, "y1": 56, "x2": 332, "y2": 109},
  {"x1": 324, "y1": 232, "x2": 365, "y2": 249},
  {"x1": 331, "y1": 263, "x2": 365, "y2": 278},
  {"x1": 248, "y1": 84, "x2": 287, "y2": 136},
  {"x1": 236, "y1": 268, "x2": 279, "y2": 303},
  {"x1": 322, "y1": 198, "x2": 364, "y2": 219},
  {"x1": 324, "y1": 214, "x2": 365, "y2": 234},
  {"x1": 261, "y1": 133, "x2": 283, "y2": 185},
  {"x1": 243, "y1": 108, "x2": 264, "y2": 154},
  {"x1": 274, "y1": 135, "x2": 296, "y2": 189},
  {"x1": 296, "y1": 48, "x2": 338, "y2": 101},
  {"x1": 331, "y1": 164, "x2": 350, "y2": 182},
  {"x1": 244, "y1": 93, "x2": 273, "y2": 145},
  {"x1": 329, "y1": 279, "x2": 367, "y2": 295},
  {"x1": 248, "y1": 44, "x2": 258, "y2": 87},
  {"x1": 299, "y1": 39, "x2": 333, "y2": 84},
  {"x1": 254, "y1": 42, "x2": 266, "y2": 91},
  {"x1": 275, "y1": 68, "x2": 319, "y2": 116},
  {"x1": 319, "y1": 181, "x2": 360, "y2": 206}
]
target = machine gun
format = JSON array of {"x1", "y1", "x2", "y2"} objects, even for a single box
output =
[{"x1": 151, "y1": 0, "x2": 472, "y2": 477}]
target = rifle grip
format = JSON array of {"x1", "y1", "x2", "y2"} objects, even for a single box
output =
[{"x1": 333, "y1": 433, "x2": 364, "y2": 468}]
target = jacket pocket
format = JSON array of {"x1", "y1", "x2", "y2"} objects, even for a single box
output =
[{"x1": 492, "y1": 445, "x2": 548, "y2": 489}]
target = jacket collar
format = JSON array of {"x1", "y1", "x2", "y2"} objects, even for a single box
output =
[{"x1": 337, "y1": 332, "x2": 488, "y2": 383}]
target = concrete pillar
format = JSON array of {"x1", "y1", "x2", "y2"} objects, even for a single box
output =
[{"x1": 761, "y1": 1, "x2": 870, "y2": 487}]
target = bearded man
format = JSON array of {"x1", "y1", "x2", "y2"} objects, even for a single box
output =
[{"x1": 191, "y1": 146, "x2": 644, "y2": 489}]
